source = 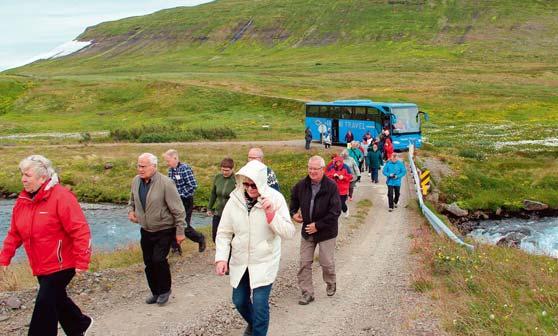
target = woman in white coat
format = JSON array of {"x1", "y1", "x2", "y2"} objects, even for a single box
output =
[{"x1": 215, "y1": 160, "x2": 295, "y2": 336}]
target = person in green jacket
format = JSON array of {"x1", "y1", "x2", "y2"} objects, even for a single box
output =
[
  {"x1": 207, "y1": 158, "x2": 236, "y2": 242},
  {"x1": 366, "y1": 143, "x2": 383, "y2": 183}
]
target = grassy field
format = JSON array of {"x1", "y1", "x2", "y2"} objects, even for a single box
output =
[
  {"x1": 0, "y1": 143, "x2": 318, "y2": 204},
  {"x1": 411, "y1": 217, "x2": 558, "y2": 335}
]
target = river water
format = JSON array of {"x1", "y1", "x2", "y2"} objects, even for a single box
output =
[
  {"x1": 0, "y1": 199, "x2": 210, "y2": 258},
  {"x1": 468, "y1": 217, "x2": 558, "y2": 258}
]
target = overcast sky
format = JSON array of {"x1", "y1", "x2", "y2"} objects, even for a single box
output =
[{"x1": 0, "y1": 0, "x2": 213, "y2": 71}]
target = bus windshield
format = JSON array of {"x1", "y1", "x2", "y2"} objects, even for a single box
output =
[{"x1": 391, "y1": 106, "x2": 420, "y2": 134}]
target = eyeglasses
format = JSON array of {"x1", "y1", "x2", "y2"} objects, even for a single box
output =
[
  {"x1": 136, "y1": 164, "x2": 153, "y2": 169},
  {"x1": 242, "y1": 182, "x2": 258, "y2": 189}
]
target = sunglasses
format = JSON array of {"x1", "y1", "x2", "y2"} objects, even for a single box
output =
[{"x1": 242, "y1": 182, "x2": 258, "y2": 189}]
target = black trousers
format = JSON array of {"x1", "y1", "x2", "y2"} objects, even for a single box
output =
[
  {"x1": 29, "y1": 268, "x2": 90, "y2": 336},
  {"x1": 340, "y1": 195, "x2": 348, "y2": 213},
  {"x1": 387, "y1": 186, "x2": 401, "y2": 209},
  {"x1": 183, "y1": 196, "x2": 205, "y2": 242},
  {"x1": 212, "y1": 215, "x2": 221, "y2": 243},
  {"x1": 141, "y1": 227, "x2": 175, "y2": 295}
]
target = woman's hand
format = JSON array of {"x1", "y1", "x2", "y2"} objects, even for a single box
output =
[
  {"x1": 215, "y1": 261, "x2": 228, "y2": 276},
  {"x1": 261, "y1": 197, "x2": 276, "y2": 223},
  {"x1": 207, "y1": 210, "x2": 214, "y2": 217}
]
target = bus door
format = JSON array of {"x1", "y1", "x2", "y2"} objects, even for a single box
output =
[{"x1": 331, "y1": 119, "x2": 339, "y2": 143}]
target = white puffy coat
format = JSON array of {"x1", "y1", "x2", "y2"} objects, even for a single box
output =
[{"x1": 215, "y1": 160, "x2": 295, "y2": 289}]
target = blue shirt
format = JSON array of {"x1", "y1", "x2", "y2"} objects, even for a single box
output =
[
  {"x1": 168, "y1": 162, "x2": 197, "y2": 198},
  {"x1": 382, "y1": 160, "x2": 407, "y2": 187}
]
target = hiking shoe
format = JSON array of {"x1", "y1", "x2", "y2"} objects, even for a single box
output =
[
  {"x1": 198, "y1": 235, "x2": 206, "y2": 253},
  {"x1": 394, "y1": 203, "x2": 398, "y2": 208},
  {"x1": 145, "y1": 294, "x2": 159, "y2": 304},
  {"x1": 298, "y1": 292, "x2": 314, "y2": 305},
  {"x1": 388, "y1": 208, "x2": 394, "y2": 212},
  {"x1": 242, "y1": 324, "x2": 253, "y2": 336},
  {"x1": 344, "y1": 209, "x2": 350, "y2": 218},
  {"x1": 157, "y1": 290, "x2": 171, "y2": 306},
  {"x1": 79, "y1": 316, "x2": 94, "y2": 336},
  {"x1": 326, "y1": 283, "x2": 336, "y2": 296}
]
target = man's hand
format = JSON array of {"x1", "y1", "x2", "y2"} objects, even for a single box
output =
[
  {"x1": 128, "y1": 211, "x2": 138, "y2": 223},
  {"x1": 337, "y1": 175, "x2": 344, "y2": 180},
  {"x1": 176, "y1": 234, "x2": 186, "y2": 244},
  {"x1": 292, "y1": 212, "x2": 303, "y2": 223},
  {"x1": 215, "y1": 261, "x2": 228, "y2": 276},
  {"x1": 305, "y1": 222, "x2": 318, "y2": 234}
]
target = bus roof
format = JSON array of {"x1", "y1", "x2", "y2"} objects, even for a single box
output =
[{"x1": 306, "y1": 99, "x2": 416, "y2": 108}]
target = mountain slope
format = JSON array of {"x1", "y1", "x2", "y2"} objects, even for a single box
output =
[{"x1": 11, "y1": 0, "x2": 558, "y2": 75}]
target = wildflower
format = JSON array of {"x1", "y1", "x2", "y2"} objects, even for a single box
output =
[
  {"x1": 489, "y1": 314, "x2": 495, "y2": 320},
  {"x1": 542, "y1": 311, "x2": 547, "y2": 317}
]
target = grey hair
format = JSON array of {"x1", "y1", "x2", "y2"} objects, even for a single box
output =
[
  {"x1": 139, "y1": 153, "x2": 158, "y2": 166},
  {"x1": 19, "y1": 155, "x2": 56, "y2": 179},
  {"x1": 340, "y1": 150, "x2": 349, "y2": 158},
  {"x1": 308, "y1": 155, "x2": 325, "y2": 168},
  {"x1": 248, "y1": 147, "x2": 264, "y2": 159},
  {"x1": 163, "y1": 149, "x2": 179, "y2": 160}
]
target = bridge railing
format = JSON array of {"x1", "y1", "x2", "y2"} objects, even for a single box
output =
[{"x1": 408, "y1": 144, "x2": 474, "y2": 250}]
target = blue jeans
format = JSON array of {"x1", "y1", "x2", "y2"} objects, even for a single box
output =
[{"x1": 232, "y1": 270, "x2": 273, "y2": 336}]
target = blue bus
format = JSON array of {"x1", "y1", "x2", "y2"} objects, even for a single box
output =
[{"x1": 305, "y1": 99, "x2": 428, "y2": 151}]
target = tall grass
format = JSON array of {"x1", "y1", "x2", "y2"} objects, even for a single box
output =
[{"x1": 411, "y1": 217, "x2": 558, "y2": 335}]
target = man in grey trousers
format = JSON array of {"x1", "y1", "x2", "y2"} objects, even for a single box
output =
[{"x1": 128, "y1": 153, "x2": 186, "y2": 306}]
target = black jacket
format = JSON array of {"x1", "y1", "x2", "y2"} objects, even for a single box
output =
[{"x1": 290, "y1": 175, "x2": 341, "y2": 242}]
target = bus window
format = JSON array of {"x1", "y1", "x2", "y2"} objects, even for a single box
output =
[
  {"x1": 354, "y1": 107, "x2": 366, "y2": 120},
  {"x1": 307, "y1": 105, "x2": 320, "y2": 117},
  {"x1": 391, "y1": 106, "x2": 420, "y2": 134}
]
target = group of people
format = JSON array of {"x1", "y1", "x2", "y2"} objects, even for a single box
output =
[{"x1": 0, "y1": 140, "x2": 407, "y2": 335}]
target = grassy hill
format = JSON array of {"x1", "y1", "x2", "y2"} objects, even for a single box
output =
[{"x1": 1, "y1": 0, "x2": 557, "y2": 210}]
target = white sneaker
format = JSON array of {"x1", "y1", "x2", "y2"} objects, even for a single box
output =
[{"x1": 344, "y1": 210, "x2": 350, "y2": 218}]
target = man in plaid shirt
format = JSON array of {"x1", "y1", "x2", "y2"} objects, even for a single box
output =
[{"x1": 163, "y1": 149, "x2": 206, "y2": 254}]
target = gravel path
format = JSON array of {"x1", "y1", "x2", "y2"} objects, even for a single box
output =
[{"x1": 0, "y1": 163, "x2": 444, "y2": 335}]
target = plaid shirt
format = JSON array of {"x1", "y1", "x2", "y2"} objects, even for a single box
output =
[{"x1": 168, "y1": 162, "x2": 197, "y2": 198}]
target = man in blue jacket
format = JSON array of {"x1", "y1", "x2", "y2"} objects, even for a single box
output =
[{"x1": 382, "y1": 153, "x2": 407, "y2": 212}]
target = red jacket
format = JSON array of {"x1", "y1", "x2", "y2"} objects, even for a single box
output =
[
  {"x1": 384, "y1": 138, "x2": 394, "y2": 159},
  {"x1": 0, "y1": 181, "x2": 91, "y2": 276},
  {"x1": 326, "y1": 156, "x2": 353, "y2": 196}
]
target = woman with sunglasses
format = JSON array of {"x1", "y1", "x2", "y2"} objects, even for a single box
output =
[{"x1": 214, "y1": 160, "x2": 295, "y2": 336}]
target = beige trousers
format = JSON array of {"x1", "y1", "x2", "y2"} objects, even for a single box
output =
[{"x1": 297, "y1": 236, "x2": 336, "y2": 296}]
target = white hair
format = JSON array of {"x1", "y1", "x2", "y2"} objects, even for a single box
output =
[
  {"x1": 308, "y1": 155, "x2": 325, "y2": 168},
  {"x1": 139, "y1": 153, "x2": 158, "y2": 166},
  {"x1": 340, "y1": 150, "x2": 349, "y2": 159},
  {"x1": 19, "y1": 155, "x2": 56, "y2": 179},
  {"x1": 163, "y1": 149, "x2": 179, "y2": 160}
]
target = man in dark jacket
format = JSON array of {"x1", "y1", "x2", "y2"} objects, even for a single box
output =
[{"x1": 290, "y1": 155, "x2": 342, "y2": 305}]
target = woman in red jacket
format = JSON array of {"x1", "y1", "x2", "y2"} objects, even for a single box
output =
[
  {"x1": 0, "y1": 155, "x2": 93, "y2": 336},
  {"x1": 326, "y1": 156, "x2": 353, "y2": 218},
  {"x1": 384, "y1": 137, "x2": 394, "y2": 161}
]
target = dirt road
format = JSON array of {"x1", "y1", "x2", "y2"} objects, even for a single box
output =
[{"x1": 0, "y1": 164, "x2": 443, "y2": 335}]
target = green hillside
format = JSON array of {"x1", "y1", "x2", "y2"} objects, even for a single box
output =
[{"x1": 1, "y1": 0, "x2": 557, "y2": 210}]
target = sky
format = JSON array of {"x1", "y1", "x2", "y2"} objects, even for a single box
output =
[{"x1": 0, "y1": 0, "x2": 213, "y2": 71}]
